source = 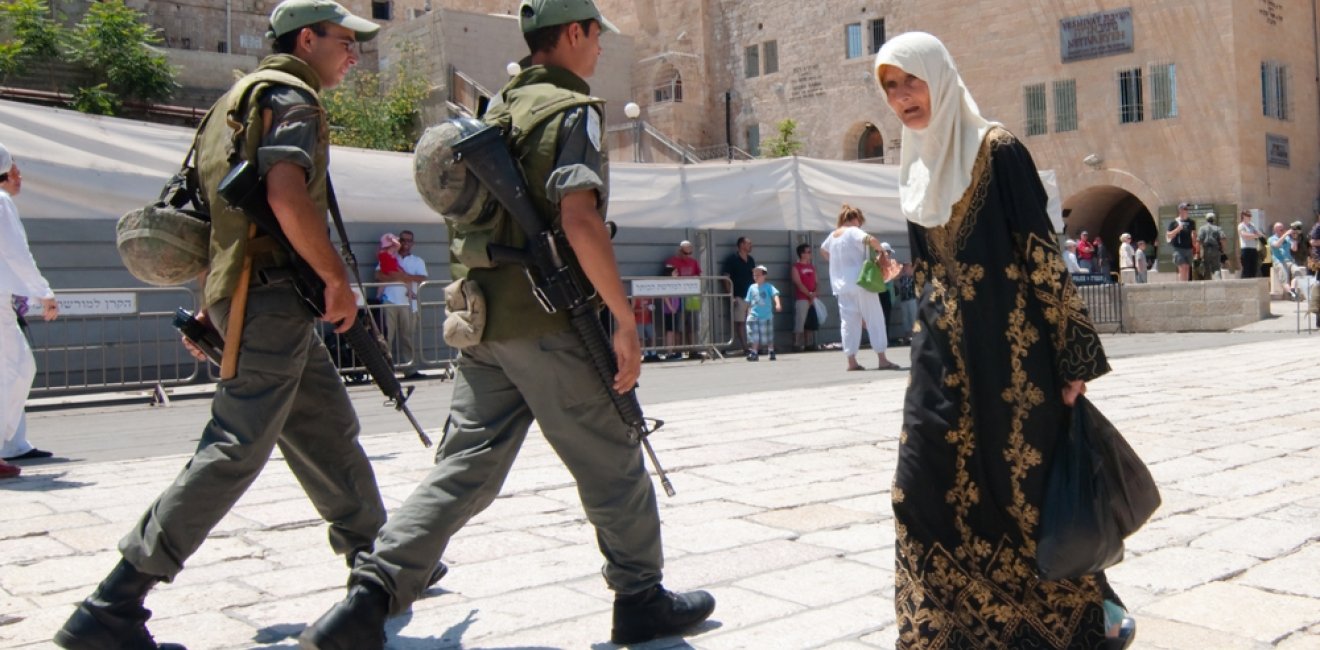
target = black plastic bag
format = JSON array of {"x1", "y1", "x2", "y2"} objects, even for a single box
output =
[{"x1": 1036, "y1": 396, "x2": 1161, "y2": 580}]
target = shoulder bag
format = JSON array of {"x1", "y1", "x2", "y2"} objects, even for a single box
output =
[{"x1": 856, "y1": 248, "x2": 888, "y2": 293}]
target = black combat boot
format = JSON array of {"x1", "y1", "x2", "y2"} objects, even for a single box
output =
[
  {"x1": 53, "y1": 559, "x2": 186, "y2": 650},
  {"x1": 298, "y1": 581, "x2": 390, "y2": 650},
  {"x1": 610, "y1": 584, "x2": 716, "y2": 645}
]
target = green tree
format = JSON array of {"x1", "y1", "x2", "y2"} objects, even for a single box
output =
[
  {"x1": 760, "y1": 118, "x2": 804, "y2": 158},
  {"x1": 71, "y1": 83, "x2": 118, "y2": 115},
  {"x1": 67, "y1": 0, "x2": 175, "y2": 109},
  {"x1": 0, "y1": 0, "x2": 67, "y2": 83},
  {"x1": 323, "y1": 44, "x2": 431, "y2": 152}
]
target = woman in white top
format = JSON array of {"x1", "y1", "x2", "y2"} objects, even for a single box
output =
[
  {"x1": 1118, "y1": 233, "x2": 1137, "y2": 283},
  {"x1": 1063, "y1": 239, "x2": 1084, "y2": 274},
  {"x1": 1237, "y1": 210, "x2": 1263, "y2": 278},
  {"x1": 819, "y1": 204, "x2": 898, "y2": 371}
]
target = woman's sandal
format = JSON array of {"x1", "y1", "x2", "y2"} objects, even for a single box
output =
[{"x1": 875, "y1": 361, "x2": 902, "y2": 370}]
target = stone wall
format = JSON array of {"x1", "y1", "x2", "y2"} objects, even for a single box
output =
[
  {"x1": 378, "y1": 7, "x2": 636, "y2": 127},
  {"x1": 1122, "y1": 278, "x2": 1270, "y2": 332},
  {"x1": 164, "y1": 49, "x2": 258, "y2": 92}
]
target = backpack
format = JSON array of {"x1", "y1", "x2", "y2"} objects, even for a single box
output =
[{"x1": 413, "y1": 83, "x2": 600, "y2": 272}]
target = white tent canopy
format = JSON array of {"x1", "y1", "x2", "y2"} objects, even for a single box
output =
[{"x1": 0, "y1": 99, "x2": 1062, "y2": 232}]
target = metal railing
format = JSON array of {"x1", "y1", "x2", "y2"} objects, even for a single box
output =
[
  {"x1": 24, "y1": 283, "x2": 458, "y2": 397},
  {"x1": 261, "y1": 281, "x2": 458, "y2": 383},
  {"x1": 26, "y1": 287, "x2": 204, "y2": 397},
  {"x1": 618, "y1": 275, "x2": 735, "y2": 359},
  {"x1": 21, "y1": 274, "x2": 748, "y2": 397},
  {"x1": 606, "y1": 122, "x2": 703, "y2": 165},
  {"x1": 1076, "y1": 280, "x2": 1124, "y2": 328},
  {"x1": 688, "y1": 143, "x2": 755, "y2": 162}
]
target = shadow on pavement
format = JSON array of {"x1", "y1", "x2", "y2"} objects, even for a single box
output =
[{"x1": 0, "y1": 470, "x2": 93, "y2": 491}]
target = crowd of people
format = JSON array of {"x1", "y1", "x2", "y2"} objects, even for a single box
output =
[
  {"x1": 1058, "y1": 201, "x2": 1319, "y2": 313},
  {"x1": 634, "y1": 217, "x2": 918, "y2": 370}
]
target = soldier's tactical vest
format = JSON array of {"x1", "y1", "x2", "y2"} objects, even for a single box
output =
[
  {"x1": 415, "y1": 66, "x2": 604, "y2": 341},
  {"x1": 197, "y1": 55, "x2": 329, "y2": 308}
]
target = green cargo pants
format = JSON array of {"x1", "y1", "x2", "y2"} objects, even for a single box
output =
[
  {"x1": 119, "y1": 284, "x2": 386, "y2": 580},
  {"x1": 352, "y1": 328, "x2": 664, "y2": 616}
]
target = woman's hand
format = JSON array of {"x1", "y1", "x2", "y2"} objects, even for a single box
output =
[{"x1": 1061, "y1": 379, "x2": 1086, "y2": 407}]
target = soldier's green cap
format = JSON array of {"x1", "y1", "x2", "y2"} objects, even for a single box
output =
[
  {"x1": 266, "y1": 0, "x2": 380, "y2": 42},
  {"x1": 519, "y1": 0, "x2": 618, "y2": 34}
]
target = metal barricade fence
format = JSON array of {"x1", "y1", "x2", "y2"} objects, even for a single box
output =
[
  {"x1": 24, "y1": 275, "x2": 736, "y2": 398},
  {"x1": 1076, "y1": 280, "x2": 1123, "y2": 328},
  {"x1": 620, "y1": 275, "x2": 734, "y2": 359},
  {"x1": 284, "y1": 280, "x2": 458, "y2": 382},
  {"x1": 27, "y1": 287, "x2": 203, "y2": 397}
]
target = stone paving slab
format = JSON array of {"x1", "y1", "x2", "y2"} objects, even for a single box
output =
[{"x1": 1, "y1": 336, "x2": 1318, "y2": 648}]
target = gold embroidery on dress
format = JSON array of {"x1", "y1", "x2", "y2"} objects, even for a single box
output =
[
  {"x1": 999, "y1": 274, "x2": 1045, "y2": 556},
  {"x1": 895, "y1": 129, "x2": 1105, "y2": 649},
  {"x1": 1012, "y1": 233, "x2": 1107, "y2": 380}
]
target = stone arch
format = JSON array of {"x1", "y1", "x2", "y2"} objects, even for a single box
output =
[
  {"x1": 1062, "y1": 183, "x2": 1158, "y2": 270},
  {"x1": 841, "y1": 121, "x2": 886, "y2": 161}
]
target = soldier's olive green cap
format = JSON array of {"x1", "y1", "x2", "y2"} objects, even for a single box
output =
[
  {"x1": 267, "y1": 0, "x2": 380, "y2": 42},
  {"x1": 519, "y1": 0, "x2": 618, "y2": 34}
]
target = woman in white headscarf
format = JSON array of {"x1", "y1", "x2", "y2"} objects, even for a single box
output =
[
  {"x1": 0, "y1": 142, "x2": 60, "y2": 479},
  {"x1": 876, "y1": 33, "x2": 1133, "y2": 649}
]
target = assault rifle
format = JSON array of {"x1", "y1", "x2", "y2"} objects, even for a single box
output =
[
  {"x1": 215, "y1": 161, "x2": 432, "y2": 447},
  {"x1": 450, "y1": 122, "x2": 675, "y2": 496}
]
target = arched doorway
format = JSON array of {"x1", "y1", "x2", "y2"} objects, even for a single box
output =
[
  {"x1": 841, "y1": 121, "x2": 886, "y2": 161},
  {"x1": 1063, "y1": 185, "x2": 1156, "y2": 271},
  {"x1": 857, "y1": 123, "x2": 883, "y2": 160}
]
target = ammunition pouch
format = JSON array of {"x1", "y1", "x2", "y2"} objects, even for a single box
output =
[{"x1": 443, "y1": 277, "x2": 487, "y2": 349}]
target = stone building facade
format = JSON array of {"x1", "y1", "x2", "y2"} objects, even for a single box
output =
[
  {"x1": 593, "y1": 0, "x2": 1320, "y2": 266},
  {"x1": 374, "y1": 7, "x2": 636, "y2": 127},
  {"x1": 120, "y1": 0, "x2": 431, "y2": 57},
  {"x1": 43, "y1": 0, "x2": 1319, "y2": 258}
]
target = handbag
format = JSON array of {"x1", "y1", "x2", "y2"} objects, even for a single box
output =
[
  {"x1": 856, "y1": 249, "x2": 888, "y2": 293},
  {"x1": 1036, "y1": 396, "x2": 1161, "y2": 581}
]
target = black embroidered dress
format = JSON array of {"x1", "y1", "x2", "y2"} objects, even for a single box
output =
[{"x1": 894, "y1": 128, "x2": 1112, "y2": 649}]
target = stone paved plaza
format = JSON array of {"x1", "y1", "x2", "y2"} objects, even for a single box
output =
[{"x1": 1, "y1": 324, "x2": 1318, "y2": 648}]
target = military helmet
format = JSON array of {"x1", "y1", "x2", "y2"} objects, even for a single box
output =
[
  {"x1": 116, "y1": 204, "x2": 210, "y2": 286},
  {"x1": 413, "y1": 117, "x2": 498, "y2": 225}
]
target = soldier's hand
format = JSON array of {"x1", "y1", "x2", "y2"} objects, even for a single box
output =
[
  {"x1": 323, "y1": 281, "x2": 358, "y2": 333},
  {"x1": 611, "y1": 325, "x2": 642, "y2": 394},
  {"x1": 181, "y1": 309, "x2": 209, "y2": 362}
]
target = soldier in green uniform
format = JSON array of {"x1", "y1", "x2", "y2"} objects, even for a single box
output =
[
  {"x1": 55, "y1": 2, "x2": 397, "y2": 648},
  {"x1": 299, "y1": 1, "x2": 716, "y2": 648}
]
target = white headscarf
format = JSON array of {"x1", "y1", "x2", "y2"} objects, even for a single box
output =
[
  {"x1": 0, "y1": 142, "x2": 11, "y2": 176},
  {"x1": 874, "y1": 32, "x2": 997, "y2": 228}
]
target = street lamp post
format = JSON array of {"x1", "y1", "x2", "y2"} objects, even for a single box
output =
[
  {"x1": 724, "y1": 91, "x2": 732, "y2": 162},
  {"x1": 624, "y1": 101, "x2": 642, "y2": 163}
]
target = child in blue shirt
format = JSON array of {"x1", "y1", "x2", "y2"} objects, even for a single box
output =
[{"x1": 744, "y1": 265, "x2": 782, "y2": 361}]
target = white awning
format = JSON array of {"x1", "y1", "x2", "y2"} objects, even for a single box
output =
[{"x1": 0, "y1": 99, "x2": 1062, "y2": 232}]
